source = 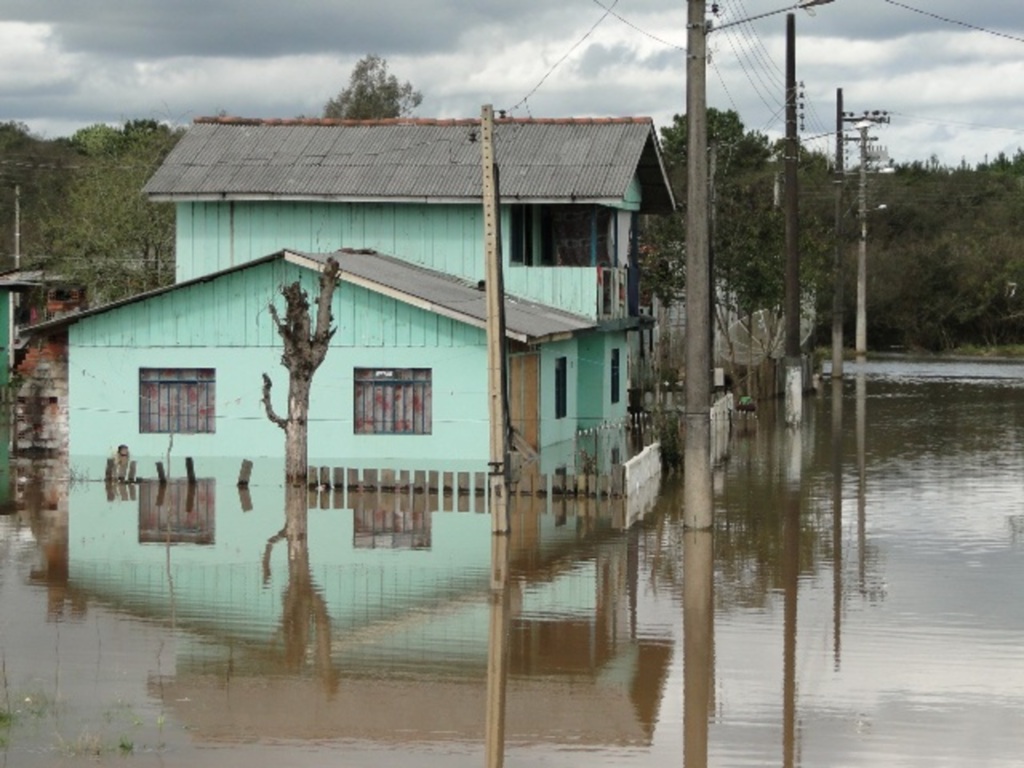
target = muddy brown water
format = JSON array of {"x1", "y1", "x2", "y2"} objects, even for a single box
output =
[{"x1": 2, "y1": 357, "x2": 1023, "y2": 767}]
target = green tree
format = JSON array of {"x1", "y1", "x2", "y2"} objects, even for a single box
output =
[
  {"x1": 857, "y1": 162, "x2": 1024, "y2": 350},
  {"x1": 323, "y1": 54, "x2": 423, "y2": 120},
  {"x1": 35, "y1": 120, "x2": 182, "y2": 305},
  {"x1": 642, "y1": 110, "x2": 832, "y2": 341},
  {"x1": 0, "y1": 121, "x2": 80, "y2": 269}
]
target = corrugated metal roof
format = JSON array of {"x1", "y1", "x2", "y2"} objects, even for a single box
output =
[
  {"x1": 287, "y1": 249, "x2": 595, "y2": 343},
  {"x1": 144, "y1": 117, "x2": 675, "y2": 213},
  {"x1": 27, "y1": 248, "x2": 595, "y2": 344}
]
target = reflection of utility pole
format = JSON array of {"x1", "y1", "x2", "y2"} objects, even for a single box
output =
[
  {"x1": 855, "y1": 369, "x2": 867, "y2": 593},
  {"x1": 830, "y1": 376, "x2": 843, "y2": 670},
  {"x1": 844, "y1": 110, "x2": 890, "y2": 357},
  {"x1": 683, "y1": 529, "x2": 713, "y2": 768},
  {"x1": 485, "y1": 534, "x2": 511, "y2": 768}
]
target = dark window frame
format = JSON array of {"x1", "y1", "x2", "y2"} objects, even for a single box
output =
[
  {"x1": 510, "y1": 204, "x2": 613, "y2": 267},
  {"x1": 554, "y1": 356, "x2": 567, "y2": 419},
  {"x1": 611, "y1": 348, "x2": 621, "y2": 404}
]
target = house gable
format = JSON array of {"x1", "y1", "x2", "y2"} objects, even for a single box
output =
[
  {"x1": 65, "y1": 254, "x2": 492, "y2": 464},
  {"x1": 56, "y1": 249, "x2": 614, "y2": 465}
]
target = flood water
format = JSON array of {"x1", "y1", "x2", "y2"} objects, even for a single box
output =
[{"x1": 2, "y1": 357, "x2": 1024, "y2": 767}]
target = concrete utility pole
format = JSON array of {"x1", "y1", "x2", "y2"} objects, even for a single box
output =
[
  {"x1": 14, "y1": 184, "x2": 20, "y2": 269},
  {"x1": 846, "y1": 110, "x2": 890, "y2": 358},
  {"x1": 855, "y1": 120, "x2": 870, "y2": 358},
  {"x1": 783, "y1": 12, "x2": 802, "y2": 427},
  {"x1": 683, "y1": 0, "x2": 712, "y2": 531},
  {"x1": 831, "y1": 89, "x2": 844, "y2": 378},
  {"x1": 480, "y1": 104, "x2": 510, "y2": 535}
]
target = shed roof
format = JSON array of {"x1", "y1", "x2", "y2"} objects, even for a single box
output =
[
  {"x1": 26, "y1": 248, "x2": 596, "y2": 345},
  {"x1": 143, "y1": 116, "x2": 675, "y2": 214}
]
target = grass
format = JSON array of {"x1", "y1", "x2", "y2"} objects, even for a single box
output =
[{"x1": 1, "y1": 692, "x2": 153, "y2": 759}]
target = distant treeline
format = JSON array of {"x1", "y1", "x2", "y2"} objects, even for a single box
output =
[
  {"x1": 0, "y1": 119, "x2": 180, "y2": 306},
  {"x1": 837, "y1": 154, "x2": 1024, "y2": 351},
  {"x1": 641, "y1": 110, "x2": 1024, "y2": 354}
]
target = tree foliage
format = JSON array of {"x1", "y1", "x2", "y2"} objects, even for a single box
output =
[
  {"x1": 641, "y1": 109, "x2": 833, "y2": 337},
  {"x1": 34, "y1": 119, "x2": 182, "y2": 305},
  {"x1": 0, "y1": 121, "x2": 80, "y2": 269},
  {"x1": 841, "y1": 163, "x2": 1024, "y2": 350},
  {"x1": 323, "y1": 54, "x2": 422, "y2": 120}
]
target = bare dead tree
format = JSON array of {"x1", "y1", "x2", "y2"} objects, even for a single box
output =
[{"x1": 261, "y1": 258, "x2": 341, "y2": 485}]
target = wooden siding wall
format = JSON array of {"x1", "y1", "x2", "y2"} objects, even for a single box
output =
[
  {"x1": 177, "y1": 201, "x2": 602, "y2": 318},
  {"x1": 67, "y1": 261, "x2": 490, "y2": 464},
  {"x1": 508, "y1": 352, "x2": 540, "y2": 451}
]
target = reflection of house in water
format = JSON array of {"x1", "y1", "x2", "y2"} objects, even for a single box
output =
[
  {"x1": 137, "y1": 479, "x2": 216, "y2": 545},
  {"x1": 59, "y1": 469, "x2": 672, "y2": 747}
]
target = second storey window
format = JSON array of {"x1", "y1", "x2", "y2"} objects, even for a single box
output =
[
  {"x1": 354, "y1": 368, "x2": 432, "y2": 434},
  {"x1": 510, "y1": 205, "x2": 611, "y2": 267},
  {"x1": 611, "y1": 348, "x2": 621, "y2": 404},
  {"x1": 139, "y1": 368, "x2": 216, "y2": 434}
]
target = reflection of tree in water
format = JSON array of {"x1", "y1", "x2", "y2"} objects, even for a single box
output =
[{"x1": 263, "y1": 488, "x2": 338, "y2": 694}]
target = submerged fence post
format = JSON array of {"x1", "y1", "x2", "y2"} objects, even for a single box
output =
[{"x1": 238, "y1": 459, "x2": 253, "y2": 487}]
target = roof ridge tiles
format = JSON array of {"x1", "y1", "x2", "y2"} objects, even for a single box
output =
[{"x1": 193, "y1": 115, "x2": 653, "y2": 127}]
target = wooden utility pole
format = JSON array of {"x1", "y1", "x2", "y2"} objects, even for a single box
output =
[
  {"x1": 683, "y1": 0, "x2": 712, "y2": 530},
  {"x1": 480, "y1": 104, "x2": 510, "y2": 535}
]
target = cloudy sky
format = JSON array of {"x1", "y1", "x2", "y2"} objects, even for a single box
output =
[{"x1": 1, "y1": 0, "x2": 1021, "y2": 167}]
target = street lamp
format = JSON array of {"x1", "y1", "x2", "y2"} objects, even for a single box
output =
[
  {"x1": 708, "y1": 0, "x2": 834, "y2": 31},
  {"x1": 683, "y1": 0, "x2": 835, "y2": 528}
]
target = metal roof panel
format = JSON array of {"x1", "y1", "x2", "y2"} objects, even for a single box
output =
[{"x1": 144, "y1": 117, "x2": 675, "y2": 212}]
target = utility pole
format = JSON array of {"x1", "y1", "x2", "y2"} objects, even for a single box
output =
[
  {"x1": 683, "y1": 0, "x2": 712, "y2": 530},
  {"x1": 846, "y1": 110, "x2": 890, "y2": 357},
  {"x1": 14, "y1": 184, "x2": 20, "y2": 269},
  {"x1": 855, "y1": 120, "x2": 869, "y2": 358},
  {"x1": 783, "y1": 12, "x2": 802, "y2": 427},
  {"x1": 831, "y1": 89, "x2": 844, "y2": 378},
  {"x1": 480, "y1": 104, "x2": 510, "y2": 535}
]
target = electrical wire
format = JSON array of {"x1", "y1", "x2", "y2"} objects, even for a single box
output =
[
  {"x1": 506, "y1": 0, "x2": 620, "y2": 116},
  {"x1": 882, "y1": 0, "x2": 1024, "y2": 44}
]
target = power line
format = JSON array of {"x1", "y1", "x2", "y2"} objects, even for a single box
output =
[
  {"x1": 882, "y1": 0, "x2": 1024, "y2": 44},
  {"x1": 589, "y1": 0, "x2": 686, "y2": 51},
  {"x1": 888, "y1": 110, "x2": 1024, "y2": 137},
  {"x1": 507, "y1": 0, "x2": 620, "y2": 116}
]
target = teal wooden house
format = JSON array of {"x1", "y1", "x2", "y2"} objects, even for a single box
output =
[{"x1": 32, "y1": 117, "x2": 674, "y2": 474}]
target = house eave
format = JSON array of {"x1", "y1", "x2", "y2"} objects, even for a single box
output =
[{"x1": 149, "y1": 193, "x2": 634, "y2": 208}]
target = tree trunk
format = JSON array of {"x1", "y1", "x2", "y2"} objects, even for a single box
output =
[
  {"x1": 284, "y1": 377, "x2": 312, "y2": 486},
  {"x1": 261, "y1": 257, "x2": 340, "y2": 486}
]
